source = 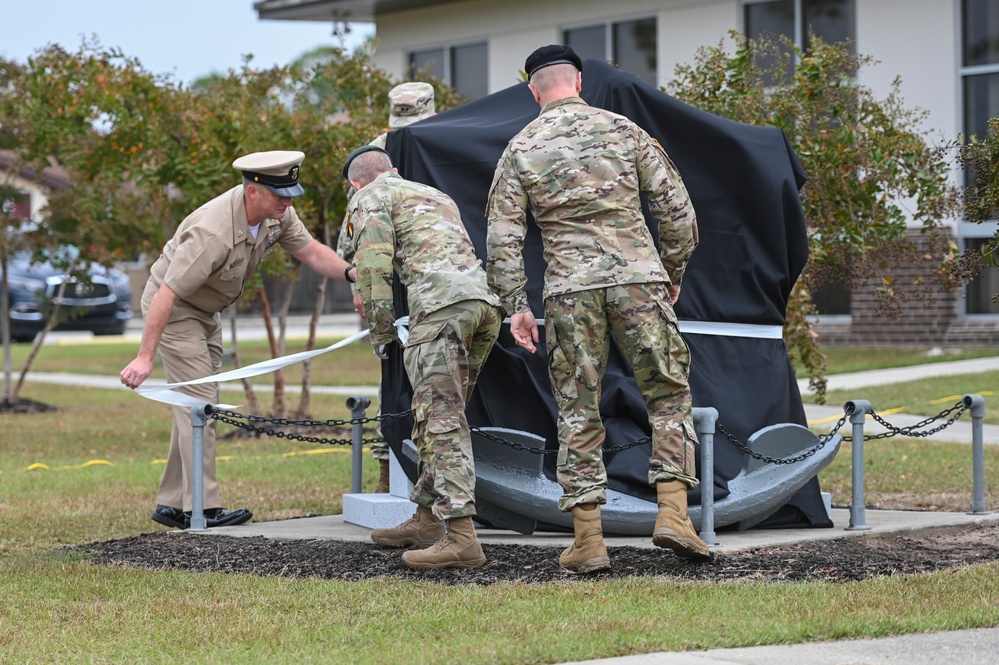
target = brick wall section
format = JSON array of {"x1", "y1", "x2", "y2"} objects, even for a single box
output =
[{"x1": 812, "y1": 230, "x2": 999, "y2": 348}]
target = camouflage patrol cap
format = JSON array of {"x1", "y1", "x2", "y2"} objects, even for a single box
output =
[
  {"x1": 388, "y1": 82, "x2": 436, "y2": 129},
  {"x1": 525, "y1": 44, "x2": 582, "y2": 79},
  {"x1": 232, "y1": 150, "x2": 305, "y2": 197}
]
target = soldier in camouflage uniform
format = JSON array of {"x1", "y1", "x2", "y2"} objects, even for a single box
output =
[
  {"x1": 336, "y1": 82, "x2": 437, "y2": 493},
  {"x1": 341, "y1": 145, "x2": 501, "y2": 570},
  {"x1": 485, "y1": 45, "x2": 708, "y2": 573}
]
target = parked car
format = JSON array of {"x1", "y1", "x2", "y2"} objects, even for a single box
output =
[{"x1": 3, "y1": 251, "x2": 133, "y2": 343}]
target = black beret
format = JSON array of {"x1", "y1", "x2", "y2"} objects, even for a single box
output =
[
  {"x1": 525, "y1": 44, "x2": 582, "y2": 79},
  {"x1": 342, "y1": 145, "x2": 390, "y2": 180}
]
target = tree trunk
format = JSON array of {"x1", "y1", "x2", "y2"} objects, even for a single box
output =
[
  {"x1": 13, "y1": 269, "x2": 73, "y2": 401},
  {"x1": 256, "y1": 287, "x2": 285, "y2": 418},
  {"x1": 2, "y1": 253, "x2": 13, "y2": 401},
  {"x1": 296, "y1": 216, "x2": 332, "y2": 419},
  {"x1": 230, "y1": 308, "x2": 262, "y2": 415}
]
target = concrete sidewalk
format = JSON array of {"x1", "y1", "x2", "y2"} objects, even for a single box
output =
[{"x1": 558, "y1": 626, "x2": 999, "y2": 665}]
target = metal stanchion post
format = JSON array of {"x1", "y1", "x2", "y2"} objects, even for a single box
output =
[
  {"x1": 844, "y1": 400, "x2": 871, "y2": 531},
  {"x1": 965, "y1": 394, "x2": 988, "y2": 514},
  {"x1": 346, "y1": 396, "x2": 371, "y2": 494},
  {"x1": 188, "y1": 401, "x2": 212, "y2": 531},
  {"x1": 693, "y1": 407, "x2": 718, "y2": 547}
]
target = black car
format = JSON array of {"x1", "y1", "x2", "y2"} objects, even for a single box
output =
[{"x1": 4, "y1": 251, "x2": 133, "y2": 343}]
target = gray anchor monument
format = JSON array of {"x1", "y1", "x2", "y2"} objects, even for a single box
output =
[{"x1": 343, "y1": 58, "x2": 840, "y2": 536}]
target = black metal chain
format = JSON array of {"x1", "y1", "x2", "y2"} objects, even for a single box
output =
[
  {"x1": 207, "y1": 407, "x2": 414, "y2": 446},
  {"x1": 207, "y1": 399, "x2": 968, "y2": 461},
  {"x1": 846, "y1": 400, "x2": 968, "y2": 441},
  {"x1": 716, "y1": 412, "x2": 848, "y2": 465}
]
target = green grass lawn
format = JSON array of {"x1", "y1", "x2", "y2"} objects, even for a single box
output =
[
  {"x1": 802, "y1": 370, "x2": 999, "y2": 424},
  {"x1": 798, "y1": 346, "x2": 999, "y2": 376},
  {"x1": 2, "y1": 342, "x2": 998, "y2": 663}
]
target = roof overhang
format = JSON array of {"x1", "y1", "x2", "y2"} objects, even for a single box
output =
[{"x1": 253, "y1": 0, "x2": 461, "y2": 24}]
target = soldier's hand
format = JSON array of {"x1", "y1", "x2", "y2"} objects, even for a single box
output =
[
  {"x1": 668, "y1": 284, "x2": 681, "y2": 305},
  {"x1": 510, "y1": 311, "x2": 539, "y2": 354},
  {"x1": 353, "y1": 293, "x2": 366, "y2": 319}
]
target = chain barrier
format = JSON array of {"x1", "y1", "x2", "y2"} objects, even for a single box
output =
[
  {"x1": 208, "y1": 407, "x2": 413, "y2": 446},
  {"x1": 850, "y1": 400, "x2": 968, "y2": 441},
  {"x1": 717, "y1": 412, "x2": 848, "y2": 465},
  {"x1": 207, "y1": 398, "x2": 969, "y2": 464}
]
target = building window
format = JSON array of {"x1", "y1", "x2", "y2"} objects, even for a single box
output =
[
  {"x1": 564, "y1": 17, "x2": 657, "y2": 87},
  {"x1": 451, "y1": 43, "x2": 488, "y2": 102},
  {"x1": 744, "y1": 0, "x2": 855, "y2": 58},
  {"x1": 1, "y1": 191, "x2": 30, "y2": 221},
  {"x1": 409, "y1": 48, "x2": 444, "y2": 82},
  {"x1": 961, "y1": 0, "x2": 999, "y2": 315},
  {"x1": 408, "y1": 42, "x2": 488, "y2": 101},
  {"x1": 965, "y1": 238, "x2": 999, "y2": 315},
  {"x1": 811, "y1": 279, "x2": 851, "y2": 316}
]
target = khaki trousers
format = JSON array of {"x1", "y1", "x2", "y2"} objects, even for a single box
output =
[{"x1": 143, "y1": 283, "x2": 223, "y2": 511}]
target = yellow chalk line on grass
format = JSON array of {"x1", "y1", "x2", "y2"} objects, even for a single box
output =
[
  {"x1": 930, "y1": 390, "x2": 995, "y2": 404},
  {"x1": 7, "y1": 448, "x2": 361, "y2": 475}
]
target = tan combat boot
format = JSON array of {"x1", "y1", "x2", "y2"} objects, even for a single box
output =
[
  {"x1": 375, "y1": 459, "x2": 391, "y2": 494},
  {"x1": 371, "y1": 506, "x2": 445, "y2": 547},
  {"x1": 401, "y1": 516, "x2": 486, "y2": 570},
  {"x1": 559, "y1": 503, "x2": 611, "y2": 574},
  {"x1": 653, "y1": 480, "x2": 710, "y2": 558}
]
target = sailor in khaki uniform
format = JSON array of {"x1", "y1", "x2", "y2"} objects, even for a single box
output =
[{"x1": 120, "y1": 150, "x2": 357, "y2": 530}]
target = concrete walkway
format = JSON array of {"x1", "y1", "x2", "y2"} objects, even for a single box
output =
[{"x1": 558, "y1": 626, "x2": 999, "y2": 665}]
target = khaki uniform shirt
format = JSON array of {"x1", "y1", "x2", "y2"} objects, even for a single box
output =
[
  {"x1": 344, "y1": 171, "x2": 499, "y2": 346},
  {"x1": 485, "y1": 96, "x2": 698, "y2": 317},
  {"x1": 148, "y1": 185, "x2": 313, "y2": 314}
]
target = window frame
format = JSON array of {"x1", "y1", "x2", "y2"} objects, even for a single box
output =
[
  {"x1": 406, "y1": 40, "x2": 489, "y2": 101},
  {"x1": 959, "y1": 0, "x2": 999, "y2": 319},
  {"x1": 561, "y1": 14, "x2": 658, "y2": 87},
  {"x1": 740, "y1": 0, "x2": 857, "y2": 53}
]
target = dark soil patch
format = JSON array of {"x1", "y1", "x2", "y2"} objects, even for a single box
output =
[
  {"x1": 71, "y1": 521, "x2": 999, "y2": 585},
  {"x1": 0, "y1": 397, "x2": 57, "y2": 414}
]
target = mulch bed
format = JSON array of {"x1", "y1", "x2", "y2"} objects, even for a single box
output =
[{"x1": 70, "y1": 520, "x2": 999, "y2": 586}]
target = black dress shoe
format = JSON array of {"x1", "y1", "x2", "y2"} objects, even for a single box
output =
[
  {"x1": 202, "y1": 507, "x2": 253, "y2": 528},
  {"x1": 151, "y1": 504, "x2": 189, "y2": 530}
]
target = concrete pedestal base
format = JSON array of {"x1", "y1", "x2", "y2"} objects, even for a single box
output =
[{"x1": 342, "y1": 449, "x2": 415, "y2": 529}]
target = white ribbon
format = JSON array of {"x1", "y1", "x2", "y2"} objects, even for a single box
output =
[
  {"x1": 136, "y1": 329, "x2": 371, "y2": 407},
  {"x1": 394, "y1": 316, "x2": 410, "y2": 345},
  {"x1": 503, "y1": 317, "x2": 781, "y2": 340},
  {"x1": 676, "y1": 321, "x2": 784, "y2": 339}
]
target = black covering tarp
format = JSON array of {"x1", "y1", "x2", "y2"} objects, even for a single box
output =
[{"x1": 377, "y1": 58, "x2": 831, "y2": 529}]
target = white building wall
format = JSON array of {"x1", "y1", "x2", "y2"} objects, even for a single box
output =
[
  {"x1": 374, "y1": 0, "x2": 743, "y2": 93},
  {"x1": 857, "y1": 0, "x2": 959, "y2": 157},
  {"x1": 659, "y1": 1, "x2": 738, "y2": 88},
  {"x1": 856, "y1": 0, "x2": 960, "y2": 231},
  {"x1": 369, "y1": 0, "x2": 964, "y2": 231}
]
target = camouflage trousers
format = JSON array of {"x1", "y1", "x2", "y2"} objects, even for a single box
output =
[
  {"x1": 404, "y1": 299, "x2": 501, "y2": 520},
  {"x1": 545, "y1": 282, "x2": 699, "y2": 512}
]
